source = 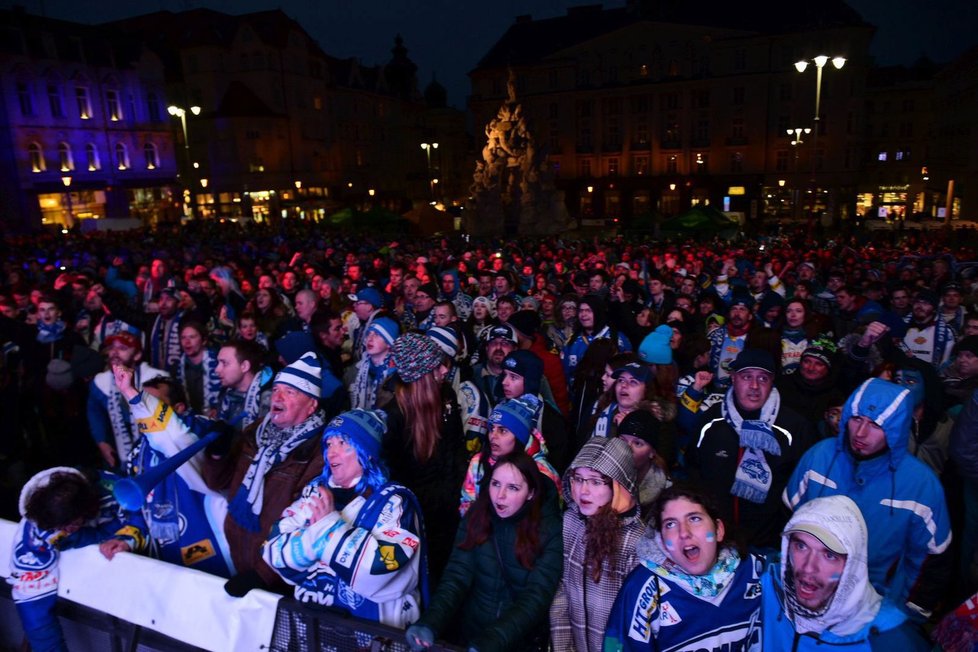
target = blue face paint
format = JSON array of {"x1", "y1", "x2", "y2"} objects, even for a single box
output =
[
  {"x1": 895, "y1": 369, "x2": 925, "y2": 408},
  {"x1": 830, "y1": 573, "x2": 841, "y2": 581},
  {"x1": 705, "y1": 532, "x2": 715, "y2": 542},
  {"x1": 665, "y1": 540, "x2": 674, "y2": 549}
]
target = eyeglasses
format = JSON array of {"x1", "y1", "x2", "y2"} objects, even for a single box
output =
[{"x1": 570, "y1": 474, "x2": 610, "y2": 489}]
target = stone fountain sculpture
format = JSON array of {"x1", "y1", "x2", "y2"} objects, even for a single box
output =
[{"x1": 465, "y1": 70, "x2": 571, "y2": 235}]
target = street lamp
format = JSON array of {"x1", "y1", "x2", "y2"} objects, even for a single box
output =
[
  {"x1": 795, "y1": 55, "x2": 845, "y2": 221},
  {"x1": 61, "y1": 175, "x2": 73, "y2": 228},
  {"x1": 168, "y1": 104, "x2": 201, "y2": 218},
  {"x1": 420, "y1": 142, "x2": 438, "y2": 199}
]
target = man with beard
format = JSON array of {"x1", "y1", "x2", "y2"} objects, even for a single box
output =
[
  {"x1": 87, "y1": 332, "x2": 168, "y2": 469},
  {"x1": 762, "y1": 496, "x2": 929, "y2": 650},
  {"x1": 776, "y1": 339, "x2": 846, "y2": 430},
  {"x1": 472, "y1": 323, "x2": 518, "y2": 405},
  {"x1": 903, "y1": 289, "x2": 954, "y2": 367},
  {"x1": 785, "y1": 378, "x2": 952, "y2": 622},
  {"x1": 691, "y1": 349, "x2": 816, "y2": 549},
  {"x1": 707, "y1": 290, "x2": 755, "y2": 390}
]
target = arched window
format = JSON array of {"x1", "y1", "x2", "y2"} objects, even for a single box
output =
[
  {"x1": 144, "y1": 142, "x2": 159, "y2": 169},
  {"x1": 115, "y1": 142, "x2": 130, "y2": 170},
  {"x1": 86, "y1": 143, "x2": 100, "y2": 171},
  {"x1": 147, "y1": 92, "x2": 161, "y2": 122},
  {"x1": 58, "y1": 142, "x2": 74, "y2": 172},
  {"x1": 28, "y1": 142, "x2": 45, "y2": 172}
]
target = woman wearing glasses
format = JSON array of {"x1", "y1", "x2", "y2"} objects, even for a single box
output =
[{"x1": 550, "y1": 437, "x2": 643, "y2": 652}]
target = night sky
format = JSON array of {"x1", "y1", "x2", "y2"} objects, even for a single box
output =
[{"x1": 3, "y1": 0, "x2": 977, "y2": 108}]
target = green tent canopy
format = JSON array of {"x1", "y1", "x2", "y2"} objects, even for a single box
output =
[
  {"x1": 660, "y1": 205, "x2": 740, "y2": 235},
  {"x1": 326, "y1": 206, "x2": 408, "y2": 233}
]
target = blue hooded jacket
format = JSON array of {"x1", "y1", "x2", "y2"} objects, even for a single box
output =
[{"x1": 783, "y1": 378, "x2": 951, "y2": 611}]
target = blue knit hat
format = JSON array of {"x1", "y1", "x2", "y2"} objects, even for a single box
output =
[
  {"x1": 391, "y1": 332, "x2": 442, "y2": 383},
  {"x1": 502, "y1": 350, "x2": 543, "y2": 396},
  {"x1": 639, "y1": 324, "x2": 674, "y2": 364},
  {"x1": 427, "y1": 326, "x2": 460, "y2": 358},
  {"x1": 274, "y1": 351, "x2": 322, "y2": 398},
  {"x1": 356, "y1": 287, "x2": 384, "y2": 309},
  {"x1": 489, "y1": 394, "x2": 541, "y2": 446},
  {"x1": 367, "y1": 317, "x2": 399, "y2": 346},
  {"x1": 322, "y1": 408, "x2": 387, "y2": 460}
]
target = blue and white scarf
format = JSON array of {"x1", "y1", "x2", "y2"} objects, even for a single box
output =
[
  {"x1": 218, "y1": 365, "x2": 273, "y2": 430},
  {"x1": 349, "y1": 354, "x2": 394, "y2": 410},
  {"x1": 150, "y1": 312, "x2": 183, "y2": 370},
  {"x1": 36, "y1": 320, "x2": 66, "y2": 344},
  {"x1": 723, "y1": 388, "x2": 782, "y2": 504},
  {"x1": 227, "y1": 409, "x2": 325, "y2": 532},
  {"x1": 175, "y1": 347, "x2": 222, "y2": 413}
]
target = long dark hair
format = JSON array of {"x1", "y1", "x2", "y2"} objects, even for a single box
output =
[{"x1": 459, "y1": 450, "x2": 547, "y2": 569}]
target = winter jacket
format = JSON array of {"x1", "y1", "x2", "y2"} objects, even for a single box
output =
[
  {"x1": 951, "y1": 387, "x2": 978, "y2": 479},
  {"x1": 550, "y1": 438, "x2": 644, "y2": 652},
  {"x1": 202, "y1": 419, "x2": 325, "y2": 587},
  {"x1": 263, "y1": 482, "x2": 426, "y2": 628},
  {"x1": 690, "y1": 391, "x2": 817, "y2": 548},
  {"x1": 87, "y1": 362, "x2": 169, "y2": 467},
  {"x1": 763, "y1": 495, "x2": 930, "y2": 651},
  {"x1": 459, "y1": 430, "x2": 561, "y2": 516},
  {"x1": 562, "y1": 326, "x2": 632, "y2": 390},
  {"x1": 784, "y1": 378, "x2": 952, "y2": 613},
  {"x1": 415, "y1": 484, "x2": 563, "y2": 652}
]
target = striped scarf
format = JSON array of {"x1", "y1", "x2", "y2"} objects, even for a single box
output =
[
  {"x1": 227, "y1": 409, "x2": 325, "y2": 532},
  {"x1": 150, "y1": 313, "x2": 183, "y2": 370},
  {"x1": 349, "y1": 354, "x2": 394, "y2": 410},
  {"x1": 175, "y1": 347, "x2": 222, "y2": 412},
  {"x1": 218, "y1": 366, "x2": 274, "y2": 430}
]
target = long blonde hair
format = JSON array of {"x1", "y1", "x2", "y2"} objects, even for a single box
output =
[{"x1": 394, "y1": 371, "x2": 443, "y2": 463}]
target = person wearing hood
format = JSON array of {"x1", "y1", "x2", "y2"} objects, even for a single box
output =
[
  {"x1": 776, "y1": 338, "x2": 846, "y2": 431},
  {"x1": 562, "y1": 294, "x2": 632, "y2": 391},
  {"x1": 549, "y1": 437, "x2": 644, "y2": 652},
  {"x1": 784, "y1": 378, "x2": 952, "y2": 620},
  {"x1": 262, "y1": 408, "x2": 428, "y2": 628},
  {"x1": 763, "y1": 495, "x2": 930, "y2": 651},
  {"x1": 345, "y1": 316, "x2": 398, "y2": 410},
  {"x1": 604, "y1": 485, "x2": 763, "y2": 652},
  {"x1": 500, "y1": 349, "x2": 570, "y2": 473}
]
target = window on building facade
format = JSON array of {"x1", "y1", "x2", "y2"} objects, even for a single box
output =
[
  {"x1": 106, "y1": 89, "x2": 122, "y2": 121},
  {"x1": 578, "y1": 121, "x2": 592, "y2": 149},
  {"x1": 17, "y1": 82, "x2": 33, "y2": 116},
  {"x1": 730, "y1": 152, "x2": 744, "y2": 173},
  {"x1": 76, "y1": 87, "x2": 91, "y2": 119},
  {"x1": 779, "y1": 83, "x2": 792, "y2": 101},
  {"x1": 579, "y1": 159, "x2": 592, "y2": 177},
  {"x1": 549, "y1": 102, "x2": 559, "y2": 119},
  {"x1": 878, "y1": 151, "x2": 888, "y2": 161},
  {"x1": 29, "y1": 143, "x2": 45, "y2": 172},
  {"x1": 733, "y1": 86, "x2": 745, "y2": 105},
  {"x1": 734, "y1": 49, "x2": 746, "y2": 71},
  {"x1": 666, "y1": 155, "x2": 678, "y2": 174},
  {"x1": 608, "y1": 158, "x2": 619, "y2": 176},
  {"x1": 147, "y1": 92, "x2": 162, "y2": 122},
  {"x1": 144, "y1": 142, "x2": 159, "y2": 169},
  {"x1": 635, "y1": 116, "x2": 649, "y2": 144},
  {"x1": 606, "y1": 117, "x2": 621, "y2": 148},
  {"x1": 58, "y1": 142, "x2": 74, "y2": 172},
  {"x1": 47, "y1": 84, "x2": 64, "y2": 118},
  {"x1": 731, "y1": 117, "x2": 744, "y2": 138},
  {"x1": 86, "y1": 143, "x2": 100, "y2": 171},
  {"x1": 116, "y1": 142, "x2": 130, "y2": 170},
  {"x1": 633, "y1": 156, "x2": 649, "y2": 175}
]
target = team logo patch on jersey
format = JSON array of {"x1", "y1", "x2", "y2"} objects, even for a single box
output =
[
  {"x1": 744, "y1": 581, "x2": 762, "y2": 599},
  {"x1": 181, "y1": 539, "x2": 216, "y2": 565},
  {"x1": 379, "y1": 545, "x2": 399, "y2": 570},
  {"x1": 659, "y1": 601, "x2": 682, "y2": 626}
]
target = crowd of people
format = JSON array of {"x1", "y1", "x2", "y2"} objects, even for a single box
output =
[{"x1": 4, "y1": 219, "x2": 978, "y2": 651}]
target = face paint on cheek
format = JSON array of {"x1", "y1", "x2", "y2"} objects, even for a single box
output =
[
  {"x1": 705, "y1": 532, "x2": 715, "y2": 542},
  {"x1": 665, "y1": 540, "x2": 674, "y2": 549},
  {"x1": 830, "y1": 573, "x2": 841, "y2": 581}
]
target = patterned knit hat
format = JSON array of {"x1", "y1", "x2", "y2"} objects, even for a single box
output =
[
  {"x1": 427, "y1": 326, "x2": 460, "y2": 358},
  {"x1": 274, "y1": 351, "x2": 322, "y2": 398},
  {"x1": 489, "y1": 394, "x2": 541, "y2": 446},
  {"x1": 472, "y1": 296, "x2": 496, "y2": 318},
  {"x1": 801, "y1": 336, "x2": 837, "y2": 369},
  {"x1": 391, "y1": 332, "x2": 442, "y2": 383},
  {"x1": 639, "y1": 324, "x2": 674, "y2": 365},
  {"x1": 323, "y1": 408, "x2": 387, "y2": 460},
  {"x1": 367, "y1": 317, "x2": 399, "y2": 347}
]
